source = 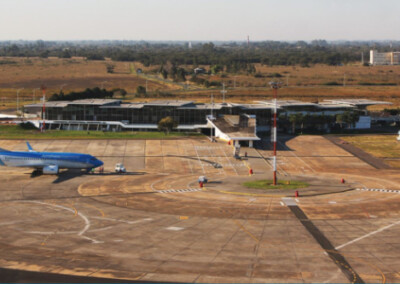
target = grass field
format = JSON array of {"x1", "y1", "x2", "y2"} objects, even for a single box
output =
[
  {"x1": 1, "y1": 57, "x2": 399, "y2": 111},
  {"x1": 0, "y1": 57, "x2": 179, "y2": 101},
  {"x1": 341, "y1": 135, "x2": 400, "y2": 158},
  {"x1": 0, "y1": 125, "x2": 202, "y2": 140},
  {"x1": 243, "y1": 179, "x2": 309, "y2": 190}
]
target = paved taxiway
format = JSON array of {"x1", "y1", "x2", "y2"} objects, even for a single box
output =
[{"x1": 0, "y1": 136, "x2": 400, "y2": 283}]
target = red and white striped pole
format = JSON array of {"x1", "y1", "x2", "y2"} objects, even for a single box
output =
[{"x1": 269, "y1": 81, "x2": 282, "y2": 185}]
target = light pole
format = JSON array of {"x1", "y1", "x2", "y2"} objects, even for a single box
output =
[
  {"x1": 221, "y1": 83, "x2": 227, "y2": 103},
  {"x1": 16, "y1": 88, "x2": 24, "y2": 116},
  {"x1": 60, "y1": 84, "x2": 67, "y2": 94},
  {"x1": 32, "y1": 88, "x2": 40, "y2": 103},
  {"x1": 41, "y1": 86, "x2": 46, "y2": 132},
  {"x1": 269, "y1": 81, "x2": 282, "y2": 186}
]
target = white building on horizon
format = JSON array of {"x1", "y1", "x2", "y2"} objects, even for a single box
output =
[{"x1": 370, "y1": 50, "x2": 400, "y2": 65}]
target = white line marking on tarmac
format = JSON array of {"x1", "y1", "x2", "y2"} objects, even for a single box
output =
[
  {"x1": 323, "y1": 269, "x2": 342, "y2": 283},
  {"x1": 81, "y1": 236, "x2": 103, "y2": 244},
  {"x1": 356, "y1": 188, "x2": 400, "y2": 193},
  {"x1": 277, "y1": 140, "x2": 316, "y2": 174},
  {"x1": 335, "y1": 219, "x2": 400, "y2": 250},
  {"x1": 166, "y1": 226, "x2": 184, "y2": 231},
  {"x1": 0, "y1": 220, "x2": 25, "y2": 226},
  {"x1": 92, "y1": 216, "x2": 153, "y2": 225},
  {"x1": 282, "y1": 198, "x2": 297, "y2": 206},
  {"x1": 221, "y1": 146, "x2": 238, "y2": 176},
  {"x1": 18, "y1": 201, "x2": 100, "y2": 243},
  {"x1": 150, "y1": 174, "x2": 171, "y2": 191},
  {"x1": 88, "y1": 226, "x2": 115, "y2": 232},
  {"x1": 194, "y1": 145, "x2": 206, "y2": 174}
]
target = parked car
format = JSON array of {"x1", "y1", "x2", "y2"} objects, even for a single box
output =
[{"x1": 115, "y1": 163, "x2": 126, "y2": 173}]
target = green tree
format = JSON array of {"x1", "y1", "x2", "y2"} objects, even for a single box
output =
[
  {"x1": 176, "y1": 68, "x2": 186, "y2": 82},
  {"x1": 161, "y1": 69, "x2": 168, "y2": 79},
  {"x1": 336, "y1": 114, "x2": 344, "y2": 129},
  {"x1": 120, "y1": 89, "x2": 127, "y2": 99},
  {"x1": 336, "y1": 111, "x2": 359, "y2": 129},
  {"x1": 347, "y1": 112, "x2": 360, "y2": 128},
  {"x1": 61, "y1": 49, "x2": 71, "y2": 58},
  {"x1": 106, "y1": 64, "x2": 115, "y2": 74},
  {"x1": 136, "y1": 85, "x2": 146, "y2": 96},
  {"x1": 288, "y1": 113, "x2": 304, "y2": 134},
  {"x1": 210, "y1": 64, "x2": 224, "y2": 74},
  {"x1": 158, "y1": 116, "x2": 178, "y2": 134}
]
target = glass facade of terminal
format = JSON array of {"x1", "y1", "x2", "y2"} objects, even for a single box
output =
[{"x1": 44, "y1": 104, "x2": 272, "y2": 126}]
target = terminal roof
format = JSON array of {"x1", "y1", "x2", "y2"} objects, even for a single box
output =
[
  {"x1": 322, "y1": 99, "x2": 392, "y2": 106},
  {"x1": 256, "y1": 100, "x2": 317, "y2": 108},
  {"x1": 143, "y1": 100, "x2": 193, "y2": 107},
  {"x1": 69, "y1": 99, "x2": 121, "y2": 105}
]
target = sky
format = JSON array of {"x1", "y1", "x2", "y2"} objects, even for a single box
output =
[{"x1": 1, "y1": 0, "x2": 399, "y2": 41}]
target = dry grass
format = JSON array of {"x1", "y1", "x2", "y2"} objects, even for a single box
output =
[
  {"x1": 341, "y1": 135, "x2": 400, "y2": 158},
  {"x1": 0, "y1": 57, "x2": 178, "y2": 100},
  {"x1": 0, "y1": 58, "x2": 399, "y2": 111}
]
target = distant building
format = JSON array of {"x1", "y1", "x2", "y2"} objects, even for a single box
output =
[
  {"x1": 370, "y1": 50, "x2": 400, "y2": 65},
  {"x1": 194, "y1": 68, "x2": 206, "y2": 74}
]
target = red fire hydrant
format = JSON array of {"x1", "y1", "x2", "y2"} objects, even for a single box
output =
[
  {"x1": 249, "y1": 168, "x2": 253, "y2": 175},
  {"x1": 199, "y1": 181, "x2": 203, "y2": 188},
  {"x1": 228, "y1": 141, "x2": 231, "y2": 145},
  {"x1": 295, "y1": 190, "x2": 299, "y2": 197},
  {"x1": 341, "y1": 178, "x2": 345, "y2": 184}
]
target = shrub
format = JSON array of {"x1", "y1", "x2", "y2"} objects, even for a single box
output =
[{"x1": 324, "y1": 81, "x2": 340, "y2": 86}]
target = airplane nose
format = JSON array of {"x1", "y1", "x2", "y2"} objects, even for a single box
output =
[{"x1": 96, "y1": 160, "x2": 104, "y2": 167}]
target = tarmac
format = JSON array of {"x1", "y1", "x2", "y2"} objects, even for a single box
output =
[{"x1": 0, "y1": 136, "x2": 400, "y2": 283}]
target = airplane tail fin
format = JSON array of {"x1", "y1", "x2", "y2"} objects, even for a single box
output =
[{"x1": 27, "y1": 142, "x2": 36, "y2": 152}]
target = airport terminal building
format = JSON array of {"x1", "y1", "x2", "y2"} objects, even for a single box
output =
[{"x1": 24, "y1": 98, "x2": 389, "y2": 146}]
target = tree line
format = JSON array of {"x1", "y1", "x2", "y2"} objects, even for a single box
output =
[
  {"x1": 1, "y1": 40, "x2": 398, "y2": 67},
  {"x1": 49, "y1": 87, "x2": 115, "y2": 101}
]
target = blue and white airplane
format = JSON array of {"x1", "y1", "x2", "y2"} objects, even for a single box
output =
[{"x1": 0, "y1": 142, "x2": 103, "y2": 175}]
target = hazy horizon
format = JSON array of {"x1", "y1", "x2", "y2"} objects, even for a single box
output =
[{"x1": 1, "y1": 0, "x2": 400, "y2": 41}]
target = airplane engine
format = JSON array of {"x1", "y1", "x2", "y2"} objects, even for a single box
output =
[{"x1": 43, "y1": 165, "x2": 59, "y2": 175}]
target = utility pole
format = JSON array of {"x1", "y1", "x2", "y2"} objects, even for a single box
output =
[
  {"x1": 221, "y1": 83, "x2": 227, "y2": 103},
  {"x1": 32, "y1": 88, "x2": 39, "y2": 103},
  {"x1": 16, "y1": 88, "x2": 24, "y2": 117},
  {"x1": 60, "y1": 84, "x2": 67, "y2": 94},
  {"x1": 269, "y1": 81, "x2": 282, "y2": 186},
  {"x1": 210, "y1": 93, "x2": 214, "y2": 141},
  {"x1": 41, "y1": 85, "x2": 46, "y2": 132}
]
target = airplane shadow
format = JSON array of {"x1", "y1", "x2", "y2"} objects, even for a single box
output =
[{"x1": 27, "y1": 169, "x2": 146, "y2": 184}]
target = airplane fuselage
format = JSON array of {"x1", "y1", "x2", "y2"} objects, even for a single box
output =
[{"x1": 0, "y1": 151, "x2": 103, "y2": 170}]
